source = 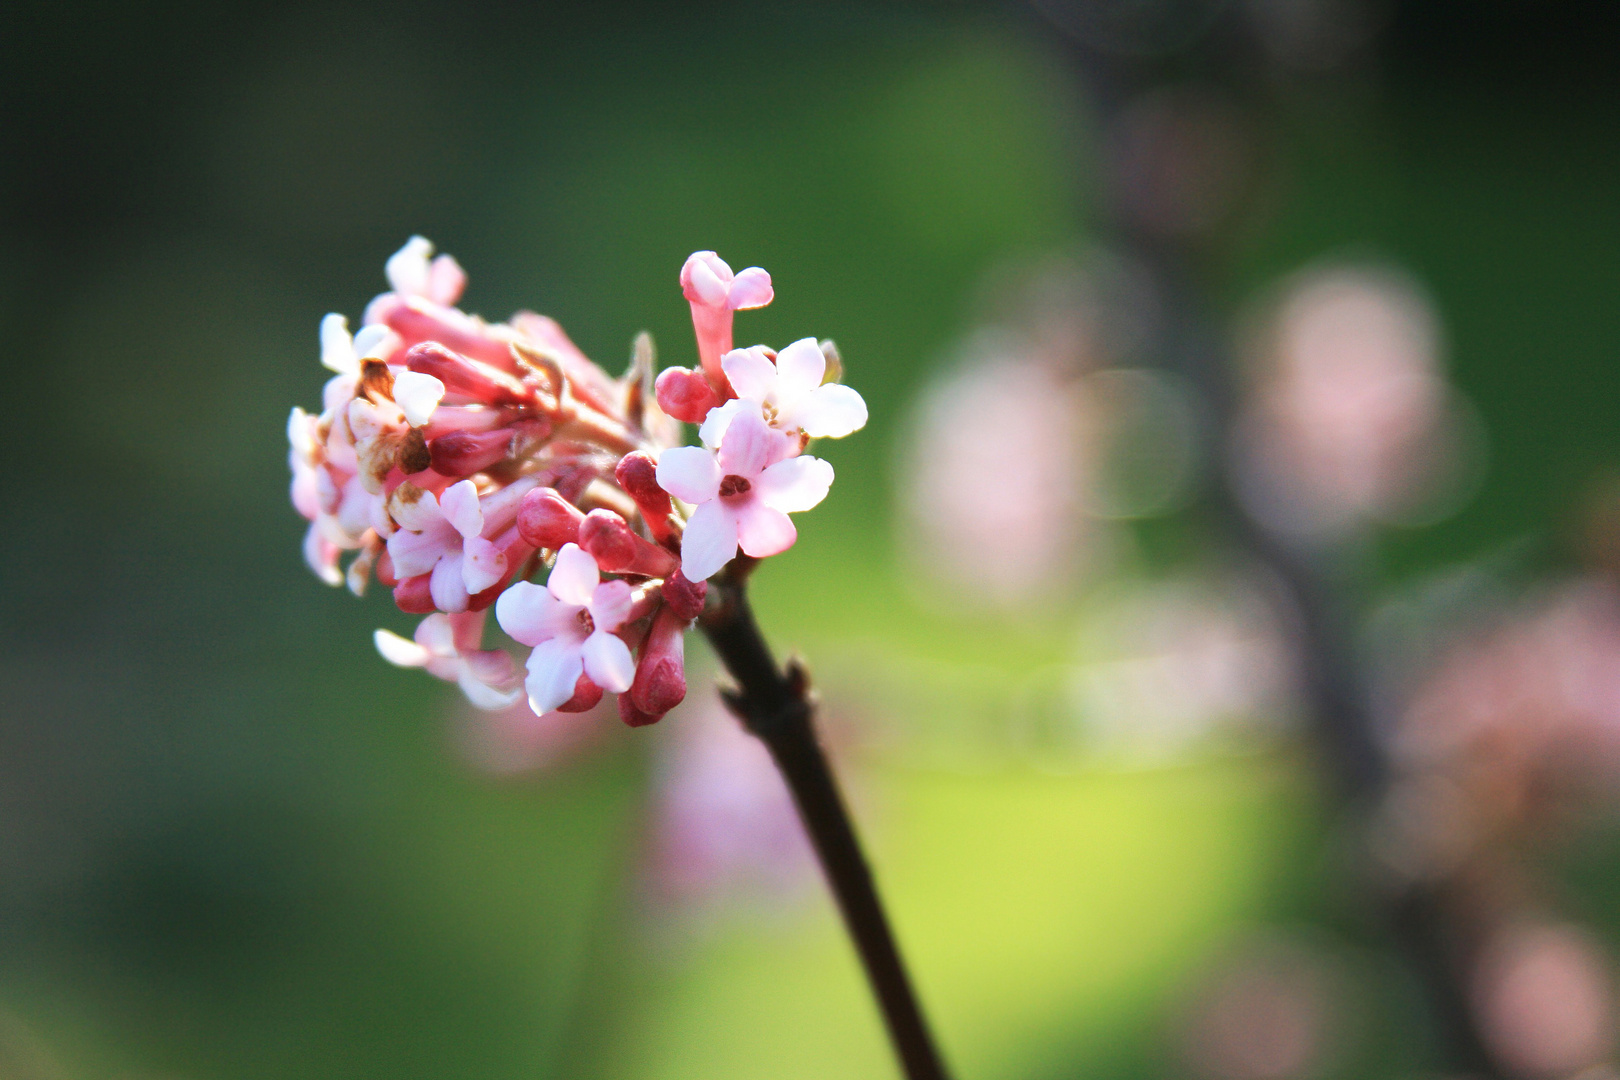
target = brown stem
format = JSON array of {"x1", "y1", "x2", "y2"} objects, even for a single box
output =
[{"x1": 698, "y1": 565, "x2": 951, "y2": 1080}]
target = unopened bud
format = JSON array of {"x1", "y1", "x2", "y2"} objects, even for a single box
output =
[
  {"x1": 617, "y1": 692, "x2": 669, "y2": 728},
  {"x1": 630, "y1": 606, "x2": 687, "y2": 715},
  {"x1": 393, "y1": 573, "x2": 436, "y2": 614},
  {"x1": 615, "y1": 450, "x2": 675, "y2": 538},
  {"x1": 654, "y1": 366, "x2": 721, "y2": 423},
  {"x1": 404, "y1": 341, "x2": 533, "y2": 406},
  {"x1": 556, "y1": 673, "x2": 604, "y2": 713},
  {"x1": 660, "y1": 570, "x2": 707, "y2": 620},
  {"x1": 516, "y1": 488, "x2": 585, "y2": 549},
  {"x1": 578, "y1": 509, "x2": 678, "y2": 578},
  {"x1": 429, "y1": 428, "x2": 513, "y2": 477}
]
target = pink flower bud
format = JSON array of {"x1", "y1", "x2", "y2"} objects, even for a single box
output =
[
  {"x1": 556, "y1": 673, "x2": 604, "y2": 714},
  {"x1": 616, "y1": 451, "x2": 677, "y2": 543},
  {"x1": 617, "y1": 692, "x2": 668, "y2": 728},
  {"x1": 404, "y1": 341, "x2": 533, "y2": 406},
  {"x1": 428, "y1": 428, "x2": 514, "y2": 477},
  {"x1": 578, "y1": 509, "x2": 679, "y2": 579},
  {"x1": 516, "y1": 488, "x2": 586, "y2": 549},
  {"x1": 654, "y1": 366, "x2": 722, "y2": 423},
  {"x1": 394, "y1": 573, "x2": 437, "y2": 613},
  {"x1": 368, "y1": 294, "x2": 523, "y2": 373},
  {"x1": 630, "y1": 606, "x2": 687, "y2": 715},
  {"x1": 660, "y1": 570, "x2": 707, "y2": 621}
]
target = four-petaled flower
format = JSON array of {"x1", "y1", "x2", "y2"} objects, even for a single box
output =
[
  {"x1": 699, "y1": 337, "x2": 868, "y2": 451},
  {"x1": 657, "y1": 409, "x2": 834, "y2": 582},
  {"x1": 496, "y1": 544, "x2": 638, "y2": 716},
  {"x1": 387, "y1": 479, "x2": 509, "y2": 613}
]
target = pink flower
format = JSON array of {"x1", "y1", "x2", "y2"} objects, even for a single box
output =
[
  {"x1": 386, "y1": 479, "x2": 512, "y2": 613},
  {"x1": 680, "y1": 250, "x2": 774, "y2": 386},
  {"x1": 657, "y1": 409, "x2": 833, "y2": 581},
  {"x1": 699, "y1": 338, "x2": 868, "y2": 450},
  {"x1": 373, "y1": 611, "x2": 521, "y2": 709},
  {"x1": 495, "y1": 544, "x2": 638, "y2": 715},
  {"x1": 383, "y1": 235, "x2": 468, "y2": 307}
]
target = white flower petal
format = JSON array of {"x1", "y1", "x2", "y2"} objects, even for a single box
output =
[
  {"x1": 721, "y1": 347, "x2": 778, "y2": 403},
  {"x1": 374, "y1": 628, "x2": 431, "y2": 667},
  {"x1": 582, "y1": 631, "x2": 636, "y2": 693},
  {"x1": 385, "y1": 235, "x2": 434, "y2": 297},
  {"x1": 525, "y1": 639, "x2": 585, "y2": 716},
  {"x1": 386, "y1": 521, "x2": 448, "y2": 579},
  {"x1": 756, "y1": 455, "x2": 834, "y2": 513},
  {"x1": 303, "y1": 523, "x2": 343, "y2": 586},
  {"x1": 352, "y1": 323, "x2": 394, "y2": 360},
  {"x1": 320, "y1": 313, "x2": 358, "y2": 374},
  {"x1": 697, "y1": 398, "x2": 748, "y2": 450},
  {"x1": 496, "y1": 580, "x2": 576, "y2": 647},
  {"x1": 548, "y1": 543, "x2": 600, "y2": 607},
  {"x1": 393, "y1": 370, "x2": 445, "y2": 427},
  {"x1": 794, "y1": 383, "x2": 868, "y2": 439},
  {"x1": 460, "y1": 535, "x2": 507, "y2": 594},
  {"x1": 427, "y1": 253, "x2": 467, "y2": 307},
  {"x1": 773, "y1": 337, "x2": 826, "y2": 397},
  {"x1": 683, "y1": 252, "x2": 732, "y2": 306},
  {"x1": 439, "y1": 480, "x2": 484, "y2": 538},
  {"x1": 656, "y1": 445, "x2": 723, "y2": 504},
  {"x1": 414, "y1": 613, "x2": 458, "y2": 656},
  {"x1": 387, "y1": 483, "x2": 445, "y2": 532},
  {"x1": 736, "y1": 504, "x2": 797, "y2": 558},
  {"x1": 679, "y1": 500, "x2": 739, "y2": 581}
]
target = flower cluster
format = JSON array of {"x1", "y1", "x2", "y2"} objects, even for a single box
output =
[{"x1": 289, "y1": 241, "x2": 865, "y2": 725}]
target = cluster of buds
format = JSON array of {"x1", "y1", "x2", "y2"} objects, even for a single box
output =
[{"x1": 289, "y1": 241, "x2": 866, "y2": 726}]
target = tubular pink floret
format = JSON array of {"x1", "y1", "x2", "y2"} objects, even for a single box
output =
[
  {"x1": 516, "y1": 488, "x2": 586, "y2": 549},
  {"x1": 405, "y1": 341, "x2": 534, "y2": 406},
  {"x1": 579, "y1": 509, "x2": 679, "y2": 579}
]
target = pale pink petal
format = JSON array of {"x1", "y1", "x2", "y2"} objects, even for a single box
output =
[
  {"x1": 720, "y1": 347, "x2": 778, "y2": 402},
  {"x1": 587, "y1": 579, "x2": 634, "y2": 633},
  {"x1": 374, "y1": 628, "x2": 431, "y2": 667},
  {"x1": 427, "y1": 253, "x2": 467, "y2": 306},
  {"x1": 430, "y1": 552, "x2": 471, "y2": 612},
  {"x1": 439, "y1": 480, "x2": 484, "y2": 538},
  {"x1": 385, "y1": 236, "x2": 434, "y2": 297},
  {"x1": 304, "y1": 523, "x2": 343, "y2": 585},
  {"x1": 682, "y1": 252, "x2": 732, "y2": 306},
  {"x1": 697, "y1": 398, "x2": 749, "y2": 450},
  {"x1": 773, "y1": 337, "x2": 826, "y2": 397},
  {"x1": 582, "y1": 631, "x2": 636, "y2": 693},
  {"x1": 718, "y1": 408, "x2": 779, "y2": 478},
  {"x1": 736, "y1": 504, "x2": 798, "y2": 558},
  {"x1": 524, "y1": 639, "x2": 585, "y2": 715},
  {"x1": 392, "y1": 369, "x2": 445, "y2": 427},
  {"x1": 756, "y1": 455, "x2": 834, "y2": 513},
  {"x1": 657, "y1": 446, "x2": 723, "y2": 504},
  {"x1": 460, "y1": 648, "x2": 516, "y2": 688},
  {"x1": 387, "y1": 522, "x2": 450, "y2": 578},
  {"x1": 679, "y1": 500, "x2": 739, "y2": 581},
  {"x1": 496, "y1": 580, "x2": 577, "y2": 647},
  {"x1": 414, "y1": 613, "x2": 459, "y2": 656},
  {"x1": 461, "y1": 535, "x2": 507, "y2": 594},
  {"x1": 727, "y1": 267, "x2": 774, "y2": 310},
  {"x1": 457, "y1": 669, "x2": 522, "y2": 710},
  {"x1": 792, "y1": 383, "x2": 868, "y2": 439},
  {"x1": 320, "y1": 313, "x2": 357, "y2": 374},
  {"x1": 548, "y1": 543, "x2": 600, "y2": 607}
]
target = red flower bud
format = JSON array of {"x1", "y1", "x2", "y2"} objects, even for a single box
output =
[
  {"x1": 556, "y1": 673, "x2": 604, "y2": 714},
  {"x1": 516, "y1": 488, "x2": 586, "y2": 549},
  {"x1": 654, "y1": 366, "x2": 722, "y2": 423},
  {"x1": 393, "y1": 573, "x2": 436, "y2": 613},
  {"x1": 578, "y1": 509, "x2": 679, "y2": 578},
  {"x1": 660, "y1": 570, "x2": 707, "y2": 621}
]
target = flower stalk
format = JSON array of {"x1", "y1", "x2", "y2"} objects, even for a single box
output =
[{"x1": 700, "y1": 563, "x2": 951, "y2": 1080}]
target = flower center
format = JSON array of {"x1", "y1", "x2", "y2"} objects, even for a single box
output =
[
  {"x1": 718, "y1": 474, "x2": 752, "y2": 498},
  {"x1": 575, "y1": 607, "x2": 596, "y2": 634}
]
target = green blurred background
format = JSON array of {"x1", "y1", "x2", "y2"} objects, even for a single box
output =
[{"x1": 3, "y1": 2, "x2": 1619, "y2": 1077}]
